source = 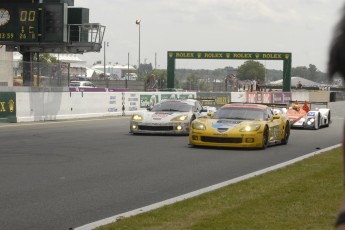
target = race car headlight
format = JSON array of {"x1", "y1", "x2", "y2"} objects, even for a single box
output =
[
  {"x1": 307, "y1": 118, "x2": 315, "y2": 125},
  {"x1": 131, "y1": 114, "x2": 143, "y2": 121},
  {"x1": 192, "y1": 122, "x2": 206, "y2": 130},
  {"x1": 171, "y1": 115, "x2": 188, "y2": 121},
  {"x1": 240, "y1": 124, "x2": 261, "y2": 132}
]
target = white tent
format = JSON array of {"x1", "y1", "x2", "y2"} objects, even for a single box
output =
[
  {"x1": 269, "y1": 76, "x2": 322, "y2": 87},
  {"x1": 13, "y1": 52, "x2": 86, "y2": 67},
  {"x1": 85, "y1": 67, "x2": 104, "y2": 78}
]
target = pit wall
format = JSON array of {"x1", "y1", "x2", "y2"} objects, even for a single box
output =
[
  {"x1": 13, "y1": 91, "x2": 196, "y2": 122},
  {"x1": 0, "y1": 90, "x2": 343, "y2": 123}
]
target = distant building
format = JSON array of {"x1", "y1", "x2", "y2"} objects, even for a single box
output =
[{"x1": 92, "y1": 63, "x2": 137, "y2": 80}]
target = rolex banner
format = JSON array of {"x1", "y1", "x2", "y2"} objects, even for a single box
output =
[{"x1": 0, "y1": 92, "x2": 16, "y2": 123}]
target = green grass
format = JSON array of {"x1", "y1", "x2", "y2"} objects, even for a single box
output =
[{"x1": 97, "y1": 147, "x2": 345, "y2": 230}]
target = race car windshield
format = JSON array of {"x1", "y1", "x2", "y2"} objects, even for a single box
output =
[
  {"x1": 213, "y1": 107, "x2": 264, "y2": 120},
  {"x1": 151, "y1": 102, "x2": 192, "y2": 112},
  {"x1": 69, "y1": 82, "x2": 80, "y2": 87}
]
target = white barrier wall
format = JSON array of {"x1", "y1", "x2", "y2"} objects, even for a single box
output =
[
  {"x1": 14, "y1": 91, "x2": 330, "y2": 123},
  {"x1": 123, "y1": 92, "x2": 159, "y2": 116},
  {"x1": 16, "y1": 92, "x2": 124, "y2": 122},
  {"x1": 15, "y1": 91, "x2": 197, "y2": 122},
  {"x1": 308, "y1": 91, "x2": 331, "y2": 102},
  {"x1": 291, "y1": 91, "x2": 330, "y2": 103},
  {"x1": 291, "y1": 91, "x2": 310, "y2": 102},
  {"x1": 122, "y1": 91, "x2": 197, "y2": 115}
]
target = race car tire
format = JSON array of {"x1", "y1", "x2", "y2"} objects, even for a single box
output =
[
  {"x1": 281, "y1": 121, "x2": 290, "y2": 145},
  {"x1": 314, "y1": 113, "x2": 320, "y2": 130},
  {"x1": 325, "y1": 111, "x2": 331, "y2": 127},
  {"x1": 261, "y1": 126, "x2": 269, "y2": 149}
]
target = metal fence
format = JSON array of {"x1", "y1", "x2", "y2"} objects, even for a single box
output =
[
  {"x1": 7, "y1": 60, "x2": 70, "y2": 88},
  {"x1": 0, "y1": 60, "x2": 146, "y2": 91}
]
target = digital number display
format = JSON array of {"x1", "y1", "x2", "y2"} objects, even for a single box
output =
[
  {"x1": 20, "y1": 10, "x2": 36, "y2": 22},
  {"x1": 18, "y1": 7, "x2": 38, "y2": 41},
  {"x1": 0, "y1": 2, "x2": 39, "y2": 42}
]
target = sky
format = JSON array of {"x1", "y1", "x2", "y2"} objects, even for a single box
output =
[{"x1": 74, "y1": 0, "x2": 345, "y2": 72}]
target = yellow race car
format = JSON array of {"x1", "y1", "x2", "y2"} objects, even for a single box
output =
[{"x1": 189, "y1": 103, "x2": 290, "y2": 149}]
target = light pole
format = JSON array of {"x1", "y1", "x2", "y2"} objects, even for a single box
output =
[
  {"x1": 136, "y1": 19, "x2": 141, "y2": 80},
  {"x1": 103, "y1": 41, "x2": 109, "y2": 78},
  {"x1": 127, "y1": 52, "x2": 129, "y2": 88}
]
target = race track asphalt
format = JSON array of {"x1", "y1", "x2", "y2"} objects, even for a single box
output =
[{"x1": 0, "y1": 101, "x2": 344, "y2": 230}]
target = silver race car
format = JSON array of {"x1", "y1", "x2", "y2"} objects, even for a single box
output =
[{"x1": 130, "y1": 99, "x2": 208, "y2": 135}]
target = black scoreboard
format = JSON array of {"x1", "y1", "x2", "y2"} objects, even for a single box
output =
[
  {"x1": 0, "y1": 0, "x2": 39, "y2": 42},
  {"x1": 0, "y1": 0, "x2": 102, "y2": 54}
]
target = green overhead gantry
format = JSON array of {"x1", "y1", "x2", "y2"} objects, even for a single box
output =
[{"x1": 167, "y1": 51, "x2": 292, "y2": 92}]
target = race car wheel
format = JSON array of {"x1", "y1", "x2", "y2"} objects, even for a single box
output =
[
  {"x1": 281, "y1": 121, "x2": 290, "y2": 145},
  {"x1": 261, "y1": 126, "x2": 269, "y2": 149},
  {"x1": 314, "y1": 113, "x2": 320, "y2": 130},
  {"x1": 325, "y1": 111, "x2": 331, "y2": 127}
]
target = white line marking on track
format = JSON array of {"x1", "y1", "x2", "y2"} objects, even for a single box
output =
[{"x1": 74, "y1": 144, "x2": 342, "y2": 230}]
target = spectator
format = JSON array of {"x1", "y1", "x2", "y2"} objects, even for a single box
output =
[
  {"x1": 257, "y1": 79, "x2": 260, "y2": 91},
  {"x1": 296, "y1": 80, "x2": 303, "y2": 89},
  {"x1": 329, "y1": 3, "x2": 345, "y2": 230}
]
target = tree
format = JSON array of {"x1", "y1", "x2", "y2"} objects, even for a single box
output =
[
  {"x1": 37, "y1": 54, "x2": 59, "y2": 79},
  {"x1": 198, "y1": 79, "x2": 209, "y2": 91},
  {"x1": 308, "y1": 64, "x2": 317, "y2": 80},
  {"x1": 38, "y1": 53, "x2": 58, "y2": 63},
  {"x1": 18, "y1": 53, "x2": 58, "y2": 73},
  {"x1": 154, "y1": 69, "x2": 167, "y2": 89},
  {"x1": 185, "y1": 73, "x2": 198, "y2": 90},
  {"x1": 292, "y1": 64, "x2": 328, "y2": 83},
  {"x1": 139, "y1": 63, "x2": 153, "y2": 80},
  {"x1": 181, "y1": 73, "x2": 209, "y2": 91},
  {"x1": 267, "y1": 69, "x2": 283, "y2": 82},
  {"x1": 292, "y1": 66, "x2": 308, "y2": 78},
  {"x1": 236, "y1": 60, "x2": 265, "y2": 82}
]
